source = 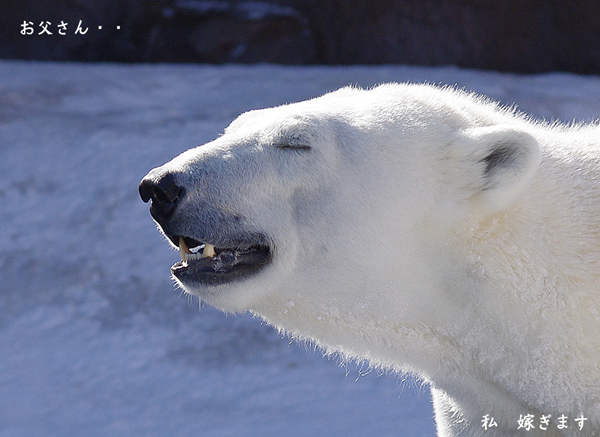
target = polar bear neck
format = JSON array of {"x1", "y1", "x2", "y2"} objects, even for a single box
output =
[{"x1": 442, "y1": 131, "x2": 600, "y2": 433}]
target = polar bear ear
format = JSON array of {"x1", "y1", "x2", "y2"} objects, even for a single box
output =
[{"x1": 451, "y1": 125, "x2": 541, "y2": 215}]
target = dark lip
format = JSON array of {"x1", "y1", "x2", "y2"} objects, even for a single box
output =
[{"x1": 170, "y1": 234, "x2": 272, "y2": 286}]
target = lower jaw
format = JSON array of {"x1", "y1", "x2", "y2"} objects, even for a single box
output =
[
  {"x1": 171, "y1": 264, "x2": 259, "y2": 286},
  {"x1": 171, "y1": 265, "x2": 272, "y2": 314},
  {"x1": 170, "y1": 246, "x2": 272, "y2": 287}
]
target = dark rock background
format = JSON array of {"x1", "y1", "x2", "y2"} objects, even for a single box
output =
[{"x1": 2, "y1": 0, "x2": 600, "y2": 74}]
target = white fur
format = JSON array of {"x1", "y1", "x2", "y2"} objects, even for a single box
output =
[{"x1": 151, "y1": 84, "x2": 600, "y2": 436}]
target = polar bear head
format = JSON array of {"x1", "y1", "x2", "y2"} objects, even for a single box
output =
[{"x1": 140, "y1": 84, "x2": 540, "y2": 340}]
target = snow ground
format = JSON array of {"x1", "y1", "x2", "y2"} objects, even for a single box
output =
[{"x1": 1, "y1": 61, "x2": 599, "y2": 437}]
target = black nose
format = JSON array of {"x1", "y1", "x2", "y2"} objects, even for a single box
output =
[{"x1": 139, "y1": 171, "x2": 185, "y2": 225}]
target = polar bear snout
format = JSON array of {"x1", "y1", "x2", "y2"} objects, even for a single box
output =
[
  {"x1": 140, "y1": 163, "x2": 274, "y2": 289},
  {"x1": 139, "y1": 170, "x2": 185, "y2": 230}
]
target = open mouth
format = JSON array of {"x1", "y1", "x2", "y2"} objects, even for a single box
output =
[{"x1": 170, "y1": 235, "x2": 272, "y2": 286}]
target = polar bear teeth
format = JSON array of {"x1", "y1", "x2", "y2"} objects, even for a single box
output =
[{"x1": 178, "y1": 236, "x2": 216, "y2": 263}]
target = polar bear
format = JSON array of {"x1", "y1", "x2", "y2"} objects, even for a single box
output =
[{"x1": 140, "y1": 84, "x2": 600, "y2": 436}]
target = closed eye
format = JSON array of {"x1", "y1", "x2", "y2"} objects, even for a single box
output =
[{"x1": 276, "y1": 144, "x2": 312, "y2": 151}]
